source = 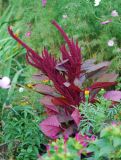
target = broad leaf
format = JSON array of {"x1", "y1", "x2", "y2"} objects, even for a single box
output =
[
  {"x1": 74, "y1": 74, "x2": 86, "y2": 88},
  {"x1": 104, "y1": 91, "x2": 121, "y2": 102},
  {"x1": 63, "y1": 124, "x2": 76, "y2": 137},
  {"x1": 52, "y1": 97, "x2": 71, "y2": 107},
  {"x1": 40, "y1": 96, "x2": 59, "y2": 114},
  {"x1": 82, "y1": 59, "x2": 96, "y2": 70},
  {"x1": 57, "y1": 112, "x2": 72, "y2": 123},
  {"x1": 34, "y1": 84, "x2": 58, "y2": 96},
  {"x1": 90, "y1": 82, "x2": 117, "y2": 89},
  {"x1": 32, "y1": 72, "x2": 49, "y2": 81},
  {"x1": 96, "y1": 73, "x2": 118, "y2": 82},
  {"x1": 71, "y1": 109, "x2": 81, "y2": 125},
  {"x1": 86, "y1": 62, "x2": 110, "y2": 73},
  {"x1": 39, "y1": 115, "x2": 61, "y2": 138}
]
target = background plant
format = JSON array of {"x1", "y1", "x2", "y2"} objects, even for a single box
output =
[
  {"x1": 87, "y1": 123, "x2": 121, "y2": 160},
  {"x1": 79, "y1": 91, "x2": 121, "y2": 136},
  {"x1": 42, "y1": 137, "x2": 85, "y2": 160},
  {"x1": 1, "y1": 105, "x2": 47, "y2": 160}
]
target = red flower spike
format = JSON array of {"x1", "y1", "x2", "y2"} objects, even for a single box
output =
[{"x1": 52, "y1": 20, "x2": 82, "y2": 82}]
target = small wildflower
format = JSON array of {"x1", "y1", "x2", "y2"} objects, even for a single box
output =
[
  {"x1": 15, "y1": 29, "x2": 20, "y2": 37},
  {"x1": 42, "y1": 0, "x2": 47, "y2": 7},
  {"x1": 101, "y1": 19, "x2": 112, "y2": 25},
  {"x1": 107, "y1": 39, "x2": 114, "y2": 47},
  {"x1": 84, "y1": 90, "x2": 89, "y2": 95},
  {"x1": 15, "y1": 33, "x2": 19, "y2": 37},
  {"x1": 25, "y1": 31, "x2": 31, "y2": 37},
  {"x1": 26, "y1": 83, "x2": 33, "y2": 88},
  {"x1": 91, "y1": 135, "x2": 96, "y2": 141},
  {"x1": 94, "y1": 0, "x2": 101, "y2": 6},
  {"x1": 111, "y1": 121, "x2": 117, "y2": 126},
  {"x1": 111, "y1": 10, "x2": 119, "y2": 17},
  {"x1": 62, "y1": 15, "x2": 68, "y2": 19},
  {"x1": 85, "y1": 90, "x2": 89, "y2": 102},
  {"x1": 19, "y1": 87, "x2": 24, "y2": 93},
  {"x1": 42, "y1": 79, "x2": 49, "y2": 83},
  {"x1": 0, "y1": 76, "x2": 11, "y2": 89}
]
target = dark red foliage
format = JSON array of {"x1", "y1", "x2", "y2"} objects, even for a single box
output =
[{"x1": 8, "y1": 21, "x2": 117, "y2": 138}]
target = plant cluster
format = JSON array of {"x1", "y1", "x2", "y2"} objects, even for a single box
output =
[
  {"x1": 8, "y1": 20, "x2": 120, "y2": 139},
  {"x1": 0, "y1": 0, "x2": 121, "y2": 159},
  {"x1": 87, "y1": 123, "x2": 121, "y2": 159},
  {"x1": 1, "y1": 105, "x2": 46, "y2": 160}
]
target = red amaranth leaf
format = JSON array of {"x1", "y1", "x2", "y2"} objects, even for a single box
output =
[
  {"x1": 82, "y1": 59, "x2": 96, "y2": 71},
  {"x1": 40, "y1": 96, "x2": 59, "y2": 114},
  {"x1": 40, "y1": 115, "x2": 61, "y2": 138},
  {"x1": 32, "y1": 72, "x2": 49, "y2": 81},
  {"x1": 96, "y1": 73, "x2": 118, "y2": 82},
  {"x1": 34, "y1": 84, "x2": 57, "y2": 96},
  {"x1": 89, "y1": 88, "x2": 100, "y2": 103},
  {"x1": 71, "y1": 109, "x2": 81, "y2": 125},
  {"x1": 57, "y1": 113, "x2": 72, "y2": 123},
  {"x1": 52, "y1": 97, "x2": 72, "y2": 107},
  {"x1": 74, "y1": 74, "x2": 86, "y2": 88},
  {"x1": 84, "y1": 61, "x2": 110, "y2": 80},
  {"x1": 86, "y1": 62, "x2": 110, "y2": 73},
  {"x1": 63, "y1": 125, "x2": 75, "y2": 137},
  {"x1": 88, "y1": 82, "x2": 117, "y2": 102},
  {"x1": 90, "y1": 82, "x2": 117, "y2": 89},
  {"x1": 104, "y1": 91, "x2": 121, "y2": 102}
]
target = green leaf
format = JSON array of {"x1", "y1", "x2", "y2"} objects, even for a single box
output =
[
  {"x1": 99, "y1": 144, "x2": 114, "y2": 157},
  {"x1": 27, "y1": 146, "x2": 33, "y2": 153},
  {"x1": 113, "y1": 137, "x2": 121, "y2": 147}
]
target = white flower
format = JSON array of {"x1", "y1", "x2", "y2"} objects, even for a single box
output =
[
  {"x1": 111, "y1": 10, "x2": 119, "y2": 17},
  {"x1": 107, "y1": 39, "x2": 114, "y2": 47},
  {"x1": 0, "y1": 76, "x2": 11, "y2": 89},
  {"x1": 94, "y1": 0, "x2": 101, "y2": 6},
  {"x1": 62, "y1": 15, "x2": 68, "y2": 19},
  {"x1": 19, "y1": 87, "x2": 24, "y2": 93}
]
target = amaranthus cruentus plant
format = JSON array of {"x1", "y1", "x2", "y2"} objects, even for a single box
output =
[{"x1": 8, "y1": 21, "x2": 118, "y2": 138}]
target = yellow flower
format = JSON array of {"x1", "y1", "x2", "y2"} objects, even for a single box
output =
[
  {"x1": 85, "y1": 90, "x2": 90, "y2": 95},
  {"x1": 15, "y1": 33, "x2": 19, "y2": 37},
  {"x1": 42, "y1": 79, "x2": 49, "y2": 83},
  {"x1": 26, "y1": 83, "x2": 33, "y2": 88}
]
